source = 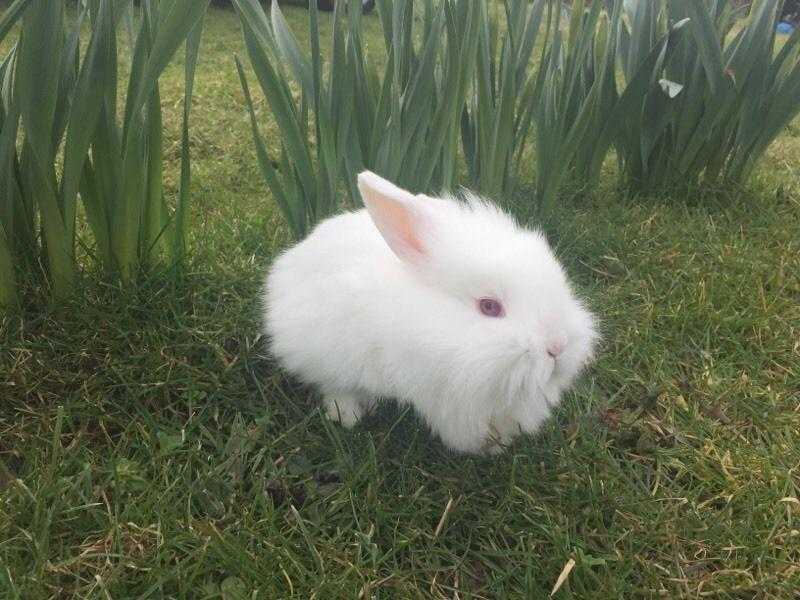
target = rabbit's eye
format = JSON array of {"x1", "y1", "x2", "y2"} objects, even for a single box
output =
[{"x1": 478, "y1": 297, "x2": 504, "y2": 318}]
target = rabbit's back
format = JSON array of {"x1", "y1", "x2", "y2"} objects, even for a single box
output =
[{"x1": 263, "y1": 210, "x2": 410, "y2": 391}]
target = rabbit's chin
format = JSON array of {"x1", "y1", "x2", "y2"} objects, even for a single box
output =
[{"x1": 415, "y1": 351, "x2": 580, "y2": 454}]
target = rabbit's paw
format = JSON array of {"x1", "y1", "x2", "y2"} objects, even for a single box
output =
[{"x1": 324, "y1": 393, "x2": 364, "y2": 428}]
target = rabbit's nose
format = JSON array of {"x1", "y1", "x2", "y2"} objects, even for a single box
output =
[{"x1": 546, "y1": 336, "x2": 567, "y2": 358}]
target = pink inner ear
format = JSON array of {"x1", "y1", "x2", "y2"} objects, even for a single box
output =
[
  {"x1": 372, "y1": 195, "x2": 425, "y2": 257},
  {"x1": 358, "y1": 171, "x2": 427, "y2": 263}
]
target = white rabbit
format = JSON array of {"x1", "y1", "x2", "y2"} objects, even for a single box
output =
[{"x1": 263, "y1": 172, "x2": 598, "y2": 453}]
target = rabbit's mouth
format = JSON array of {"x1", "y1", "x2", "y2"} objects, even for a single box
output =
[
  {"x1": 531, "y1": 353, "x2": 556, "y2": 387},
  {"x1": 502, "y1": 351, "x2": 556, "y2": 403}
]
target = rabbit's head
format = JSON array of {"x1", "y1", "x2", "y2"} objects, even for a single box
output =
[{"x1": 358, "y1": 171, "x2": 598, "y2": 403}]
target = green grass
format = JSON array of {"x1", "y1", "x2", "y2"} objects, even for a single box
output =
[{"x1": 2, "y1": 5, "x2": 800, "y2": 598}]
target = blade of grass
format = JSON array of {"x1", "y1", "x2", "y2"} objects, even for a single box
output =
[
  {"x1": 0, "y1": 0, "x2": 34, "y2": 45},
  {"x1": 173, "y1": 14, "x2": 204, "y2": 265},
  {"x1": 235, "y1": 56, "x2": 302, "y2": 239},
  {"x1": 0, "y1": 214, "x2": 15, "y2": 308},
  {"x1": 60, "y1": 0, "x2": 113, "y2": 260},
  {"x1": 16, "y1": 0, "x2": 74, "y2": 296}
]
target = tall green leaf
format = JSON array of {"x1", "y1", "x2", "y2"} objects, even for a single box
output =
[
  {"x1": 174, "y1": 15, "x2": 205, "y2": 264},
  {"x1": 16, "y1": 0, "x2": 73, "y2": 296}
]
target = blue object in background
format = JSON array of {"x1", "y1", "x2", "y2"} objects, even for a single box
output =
[{"x1": 777, "y1": 22, "x2": 795, "y2": 35}]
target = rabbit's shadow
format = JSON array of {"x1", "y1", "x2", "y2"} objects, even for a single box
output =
[
  {"x1": 315, "y1": 390, "x2": 588, "y2": 491},
  {"x1": 250, "y1": 361, "x2": 617, "y2": 512}
]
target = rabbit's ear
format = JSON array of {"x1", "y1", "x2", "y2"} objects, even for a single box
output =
[{"x1": 357, "y1": 171, "x2": 427, "y2": 264}]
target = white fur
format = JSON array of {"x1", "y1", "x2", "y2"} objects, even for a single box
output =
[{"x1": 263, "y1": 172, "x2": 599, "y2": 453}]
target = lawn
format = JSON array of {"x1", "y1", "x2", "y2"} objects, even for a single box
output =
[{"x1": 1, "y1": 5, "x2": 800, "y2": 598}]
